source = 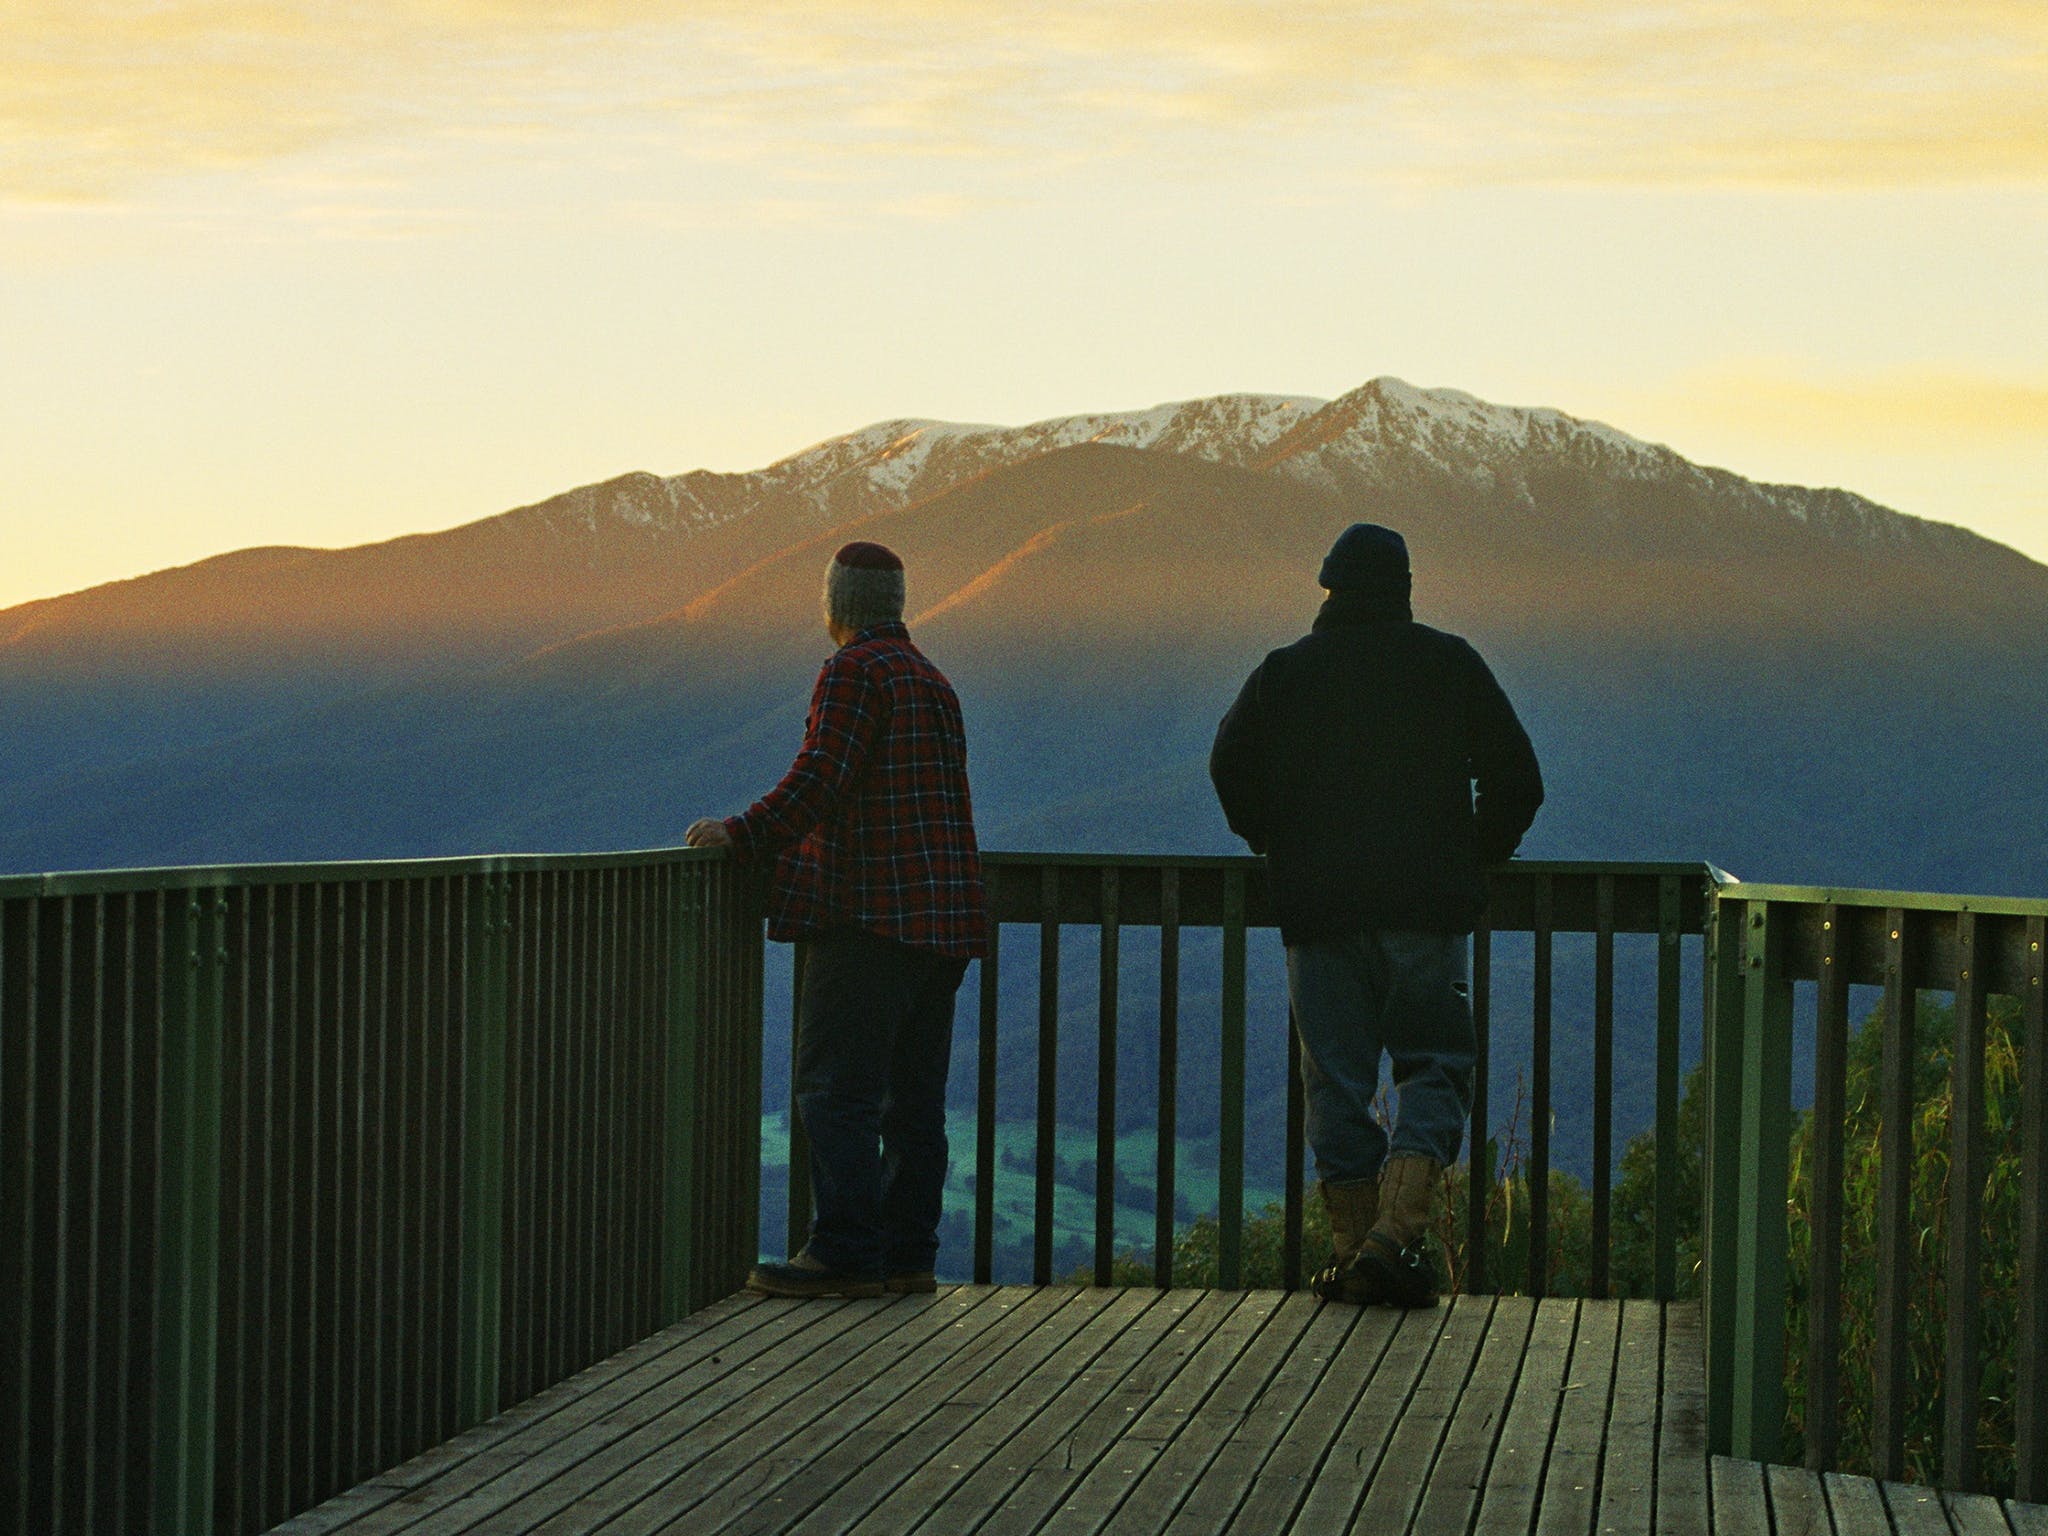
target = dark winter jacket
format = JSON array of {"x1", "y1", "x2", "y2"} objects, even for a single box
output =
[{"x1": 1208, "y1": 588, "x2": 1544, "y2": 942}]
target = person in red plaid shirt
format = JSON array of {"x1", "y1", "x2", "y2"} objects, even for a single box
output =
[{"x1": 686, "y1": 540, "x2": 986, "y2": 1297}]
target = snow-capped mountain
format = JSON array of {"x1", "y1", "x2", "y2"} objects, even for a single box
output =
[
  {"x1": 4, "y1": 375, "x2": 2044, "y2": 899},
  {"x1": 505, "y1": 376, "x2": 1955, "y2": 562}
]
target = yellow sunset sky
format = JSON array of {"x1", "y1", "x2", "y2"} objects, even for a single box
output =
[{"x1": 3, "y1": 1, "x2": 2045, "y2": 610}]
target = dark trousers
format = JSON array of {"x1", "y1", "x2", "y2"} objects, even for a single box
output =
[
  {"x1": 1286, "y1": 929, "x2": 1476, "y2": 1184},
  {"x1": 794, "y1": 930, "x2": 967, "y2": 1277}
]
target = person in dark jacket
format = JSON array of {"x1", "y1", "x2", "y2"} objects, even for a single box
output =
[
  {"x1": 687, "y1": 540, "x2": 986, "y2": 1298},
  {"x1": 1209, "y1": 522, "x2": 1543, "y2": 1307}
]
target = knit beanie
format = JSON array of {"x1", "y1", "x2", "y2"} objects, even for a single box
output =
[
  {"x1": 822, "y1": 541, "x2": 906, "y2": 631},
  {"x1": 1317, "y1": 523, "x2": 1411, "y2": 598}
]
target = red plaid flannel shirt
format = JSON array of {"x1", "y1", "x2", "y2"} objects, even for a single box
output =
[{"x1": 724, "y1": 623, "x2": 987, "y2": 958}]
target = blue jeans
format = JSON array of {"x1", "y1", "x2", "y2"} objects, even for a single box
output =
[
  {"x1": 1285, "y1": 930, "x2": 1475, "y2": 1183},
  {"x1": 794, "y1": 930, "x2": 968, "y2": 1277}
]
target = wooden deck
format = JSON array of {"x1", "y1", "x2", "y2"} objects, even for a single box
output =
[{"x1": 268, "y1": 1287, "x2": 2043, "y2": 1536}]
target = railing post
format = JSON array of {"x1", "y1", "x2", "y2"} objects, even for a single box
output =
[
  {"x1": 1871, "y1": 909, "x2": 1919, "y2": 1482},
  {"x1": 1805, "y1": 902, "x2": 1849, "y2": 1473},
  {"x1": 154, "y1": 885, "x2": 226, "y2": 1536},
  {"x1": 457, "y1": 873, "x2": 509, "y2": 1426},
  {"x1": 2018, "y1": 915, "x2": 2047, "y2": 1502},
  {"x1": 1944, "y1": 910, "x2": 1989, "y2": 1491},
  {"x1": 1729, "y1": 899, "x2": 1793, "y2": 1463},
  {"x1": 1701, "y1": 890, "x2": 1747, "y2": 1458}
]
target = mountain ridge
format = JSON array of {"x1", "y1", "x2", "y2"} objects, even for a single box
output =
[{"x1": 3, "y1": 375, "x2": 2044, "y2": 898}]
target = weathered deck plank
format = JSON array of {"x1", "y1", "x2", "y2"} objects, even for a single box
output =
[
  {"x1": 1529, "y1": 1299, "x2": 1620, "y2": 1536},
  {"x1": 1410, "y1": 1293, "x2": 1539, "y2": 1536},
  {"x1": 1657, "y1": 1299, "x2": 1710, "y2": 1536},
  {"x1": 839, "y1": 1286, "x2": 1165, "y2": 1534},
  {"x1": 1593, "y1": 1299, "x2": 1663, "y2": 1535},
  {"x1": 907, "y1": 1289, "x2": 1208, "y2": 1533},
  {"x1": 1345, "y1": 1293, "x2": 1498, "y2": 1533},
  {"x1": 1159, "y1": 1298, "x2": 1361, "y2": 1534},
  {"x1": 1765, "y1": 1463, "x2": 1835, "y2": 1536},
  {"x1": 1095, "y1": 1290, "x2": 1326, "y2": 1533},
  {"x1": 272, "y1": 1289, "x2": 2048, "y2": 1536},
  {"x1": 1710, "y1": 1455, "x2": 1773, "y2": 1536},
  {"x1": 972, "y1": 1289, "x2": 1247, "y2": 1536},
  {"x1": 467, "y1": 1288, "x2": 1002, "y2": 1534},
  {"x1": 651, "y1": 1294, "x2": 1081, "y2": 1531},
  {"x1": 765, "y1": 1285, "x2": 1116, "y2": 1534},
  {"x1": 1468, "y1": 1296, "x2": 1578, "y2": 1536},
  {"x1": 1030, "y1": 1289, "x2": 1287, "y2": 1535},
  {"x1": 1884, "y1": 1479, "x2": 1963, "y2": 1536}
]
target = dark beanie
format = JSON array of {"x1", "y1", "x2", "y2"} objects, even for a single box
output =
[
  {"x1": 1318, "y1": 523, "x2": 1410, "y2": 595},
  {"x1": 823, "y1": 541, "x2": 906, "y2": 630}
]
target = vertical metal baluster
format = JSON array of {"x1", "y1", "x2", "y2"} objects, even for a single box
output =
[
  {"x1": 789, "y1": 940, "x2": 812, "y2": 1261},
  {"x1": 1218, "y1": 869, "x2": 1247, "y2": 1291},
  {"x1": 48, "y1": 898, "x2": 75, "y2": 1532},
  {"x1": 1468, "y1": 919, "x2": 1491, "y2": 1296},
  {"x1": 397, "y1": 880, "x2": 421, "y2": 1462},
  {"x1": 1035, "y1": 865, "x2": 1059, "y2": 1287},
  {"x1": 80, "y1": 896, "x2": 108, "y2": 1532},
  {"x1": 1095, "y1": 868, "x2": 1119, "y2": 1287},
  {"x1": 1283, "y1": 1011, "x2": 1304, "y2": 1292},
  {"x1": 291, "y1": 883, "x2": 317, "y2": 1505},
  {"x1": 0, "y1": 896, "x2": 30, "y2": 1534},
  {"x1": 336, "y1": 882, "x2": 362, "y2": 1487},
  {"x1": 1654, "y1": 876, "x2": 1683, "y2": 1303},
  {"x1": 213, "y1": 890, "x2": 245, "y2": 1530},
  {"x1": 370, "y1": 881, "x2": 396, "y2": 1471},
  {"x1": 1530, "y1": 874, "x2": 1553, "y2": 1298},
  {"x1": 974, "y1": 869, "x2": 1000, "y2": 1286},
  {"x1": 1155, "y1": 870, "x2": 1180, "y2": 1292},
  {"x1": 662, "y1": 864, "x2": 699, "y2": 1324},
  {"x1": 1592, "y1": 875, "x2": 1615, "y2": 1299}
]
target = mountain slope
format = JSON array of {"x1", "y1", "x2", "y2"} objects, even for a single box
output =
[{"x1": 6, "y1": 399, "x2": 2045, "y2": 896}]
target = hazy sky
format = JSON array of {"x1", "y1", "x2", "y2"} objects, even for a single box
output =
[{"x1": 4, "y1": 1, "x2": 2045, "y2": 611}]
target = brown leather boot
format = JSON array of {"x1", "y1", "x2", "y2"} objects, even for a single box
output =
[
  {"x1": 1310, "y1": 1177, "x2": 1379, "y2": 1302},
  {"x1": 1355, "y1": 1153, "x2": 1443, "y2": 1308}
]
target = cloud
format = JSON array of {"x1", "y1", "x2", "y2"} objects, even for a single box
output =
[{"x1": 4, "y1": 1, "x2": 2047, "y2": 204}]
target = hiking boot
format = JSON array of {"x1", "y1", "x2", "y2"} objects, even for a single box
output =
[
  {"x1": 1310, "y1": 1177, "x2": 1379, "y2": 1303},
  {"x1": 883, "y1": 1271, "x2": 938, "y2": 1294},
  {"x1": 1355, "y1": 1153, "x2": 1443, "y2": 1309},
  {"x1": 1353, "y1": 1233, "x2": 1442, "y2": 1308},
  {"x1": 745, "y1": 1250, "x2": 884, "y2": 1299}
]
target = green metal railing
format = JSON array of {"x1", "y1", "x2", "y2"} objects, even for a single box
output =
[
  {"x1": 15, "y1": 836, "x2": 2048, "y2": 1530},
  {"x1": 785, "y1": 856, "x2": 1718, "y2": 1299},
  {"x1": 0, "y1": 848, "x2": 762, "y2": 1536},
  {"x1": 1701, "y1": 882, "x2": 2048, "y2": 1497}
]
